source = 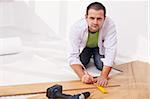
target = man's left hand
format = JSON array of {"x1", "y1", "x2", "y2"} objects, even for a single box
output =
[
  {"x1": 94, "y1": 66, "x2": 112, "y2": 86},
  {"x1": 94, "y1": 76, "x2": 108, "y2": 86}
]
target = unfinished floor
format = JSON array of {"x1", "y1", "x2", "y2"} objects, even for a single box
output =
[{"x1": 0, "y1": 61, "x2": 149, "y2": 99}]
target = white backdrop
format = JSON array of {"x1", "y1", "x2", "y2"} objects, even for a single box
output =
[{"x1": 0, "y1": 0, "x2": 148, "y2": 63}]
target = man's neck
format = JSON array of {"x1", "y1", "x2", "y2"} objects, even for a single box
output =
[
  {"x1": 89, "y1": 30, "x2": 98, "y2": 34},
  {"x1": 88, "y1": 28, "x2": 100, "y2": 34}
]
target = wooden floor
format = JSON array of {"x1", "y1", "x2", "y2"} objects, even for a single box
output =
[{"x1": 0, "y1": 61, "x2": 150, "y2": 99}]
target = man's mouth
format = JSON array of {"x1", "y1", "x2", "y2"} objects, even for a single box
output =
[
  {"x1": 92, "y1": 26, "x2": 98, "y2": 28},
  {"x1": 92, "y1": 25, "x2": 98, "y2": 27}
]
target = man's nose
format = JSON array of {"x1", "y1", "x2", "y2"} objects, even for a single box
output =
[{"x1": 93, "y1": 19, "x2": 98, "y2": 24}]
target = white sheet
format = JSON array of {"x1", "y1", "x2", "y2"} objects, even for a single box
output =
[
  {"x1": 0, "y1": 41, "x2": 121, "y2": 86},
  {"x1": 0, "y1": 37, "x2": 22, "y2": 55}
]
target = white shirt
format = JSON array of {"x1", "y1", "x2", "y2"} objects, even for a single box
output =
[{"x1": 68, "y1": 17, "x2": 117, "y2": 67}]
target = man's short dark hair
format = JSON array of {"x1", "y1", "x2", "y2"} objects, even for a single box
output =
[{"x1": 86, "y1": 2, "x2": 106, "y2": 17}]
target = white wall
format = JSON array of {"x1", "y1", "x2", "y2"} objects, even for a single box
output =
[
  {"x1": 110, "y1": 1, "x2": 148, "y2": 63},
  {"x1": 0, "y1": 1, "x2": 59, "y2": 47},
  {"x1": 0, "y1": 0, "x2": 149, "y2": 63}
]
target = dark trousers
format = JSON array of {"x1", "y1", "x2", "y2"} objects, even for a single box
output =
[{"x1": 79, "y1": 47, "x2": 104, "y2": 71}]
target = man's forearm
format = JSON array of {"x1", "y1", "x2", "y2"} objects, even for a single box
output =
[
  {"x1": 101, "y1": 66, "x2": 112, "y2": 78},
  {"x1": 71, "y1": 64, "x2": 85, "y2": 79}
]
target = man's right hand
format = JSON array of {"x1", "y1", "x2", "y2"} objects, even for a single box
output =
[
  {"x1": 81, "y1": 73, "x2": 94, "y2": 84},
  {"x1": 71, "y1": 64, "x2": 95, "y2": 84}
]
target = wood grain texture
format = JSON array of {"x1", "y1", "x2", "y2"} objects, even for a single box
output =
[
  {"x1": 0, "y1": 80, "x2": 97, "y2": 97},
  {"x1": 0, "y1": 61, "x2": 149, "y2": 99},
  {"x1": 28, "y1": 61, "x2": 150, "y2": 99}
]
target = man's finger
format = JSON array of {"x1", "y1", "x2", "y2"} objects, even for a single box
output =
[
  {"x1": 83, "y1": 75, "x2": 91, "y2": 82},
  {"x1": 104, "y1": 80, "x2": 108, "y2": 86},
  {"x1": 101, "y1": 81, "x2": 105, "y2": 86}
]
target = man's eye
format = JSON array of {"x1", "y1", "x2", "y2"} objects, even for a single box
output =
[
  {"x1": 90, "y1": 17, "x2": 95, "y2": 20},
  {"x1": 97, "y1": 18, "x2": 102, "y2": 20}
]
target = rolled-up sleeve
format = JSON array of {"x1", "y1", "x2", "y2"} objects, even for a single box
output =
[
  {"x1": 68, "y1": 25, "x2": 82, "y2": 66},
  {"x1": 102, "y1": 22, "x2": 117, "y2": 67}
]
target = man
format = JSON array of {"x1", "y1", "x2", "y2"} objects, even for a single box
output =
[{"x1": 68, "y1": 2, "x2": 117, "y2": 86}]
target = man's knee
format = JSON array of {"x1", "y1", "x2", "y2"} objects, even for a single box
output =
[
  {"x1": 80, "y1": 47, "x2": 92, "y2": 66},
  {"x1": 96, "y1": 64, "x2": 103, "y2": 70},
  {"x1": 94, "y1": 60, "x2": 103, "y2": 70},
  {"x1": 80, "y1": 58, "x2": 90, "y2": 66}
]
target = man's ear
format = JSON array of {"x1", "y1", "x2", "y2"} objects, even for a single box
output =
[{"x1": 104, "y1": 16, "x2": 106, "y2": 20}]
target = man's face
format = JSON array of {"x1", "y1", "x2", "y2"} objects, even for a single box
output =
[{"x1": 86, "y1": 9, "x2": 105, "y2": 32}]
